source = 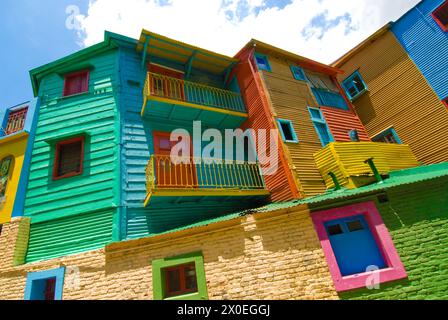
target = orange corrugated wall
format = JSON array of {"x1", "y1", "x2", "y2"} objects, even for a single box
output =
[
  {"x1": 233, "y1": 48, "x2": 299, "y2": 202},
  {"x1": 320, "y1": 106, "x2": 371, "y2": 142}
]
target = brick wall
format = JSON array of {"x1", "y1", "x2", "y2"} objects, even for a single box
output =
[
  {"x1": 0, "y1": 206, "x2": 338, "y2": 300},
  {"x1": 339, "y1": 177, "x2": 448, "y2": 299}
]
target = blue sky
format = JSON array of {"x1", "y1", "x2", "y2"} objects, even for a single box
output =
[
  {"x1": 0, "y1": 0, "x2": 420, "y2": 109},
  {"x1": 0, "y1": 0, "x2": 88, "y2": 108}
]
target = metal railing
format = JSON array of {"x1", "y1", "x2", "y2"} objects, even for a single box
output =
[
  {"x1": 144, "y1": 72, "x2": 246, "y2": 113},
  {"x1": 146, "y1": 155, "x2": 265, "y2": 194}
]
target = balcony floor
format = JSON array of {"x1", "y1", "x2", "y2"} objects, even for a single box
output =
[
  {"x1": 131, "y1": 193, "x2": 270, "y2": 236},
  {"x1": 144, "y1": 188, "x2": 270, "y2": 207},
  {"x1": 141, "y1": 96, "x2": 248, "y2": 128}
]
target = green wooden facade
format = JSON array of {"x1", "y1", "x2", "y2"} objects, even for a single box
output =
[{"x1": 25, "y1": 35, "x2": 123, "y2": 262}]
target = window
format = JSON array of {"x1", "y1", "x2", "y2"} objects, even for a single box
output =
[
  {"x1": 53, "y1": 136, "x2": 85, "y2": 180},
  {"x1": 152, "y1": 252, "x2": 208, "y2": 300},
  {"x1": 4, "y1": 107, "x2": 28, "y2": 135},
  {"x1": 312, "y1": 202, "x2": 407, "y2": 292},
  {"x1": 342, "y1": 71, "x2": 368, "y2": 101},
  {"x1": 291, "y1": 66, "x2": 307, "y2": 81},
  {"x1": 432, "y1": 1, "x2": 448, "y2": 32},
  {"x1": 63, "y1": 70, "x2": 89, "y2": 97},
  {"x1": 24, "y1": 267, "x2": 65, "y2": 300},
  {"x1": 443, "y1": 98, "x2": 448, "y2": 109},
  {"x1": 254, "y1": 53, "x2": 272, "y2": 72},
  {"x1": 277, "y1": 119, "x2": 298, "y2": 143},
  {"x1": 324, "y1": 216, "x2": 387, "y2": 276},
  {"x1": 0, "y1": 156, "x2": 13, "y2": 201},
  {"x1": 372, "y1": 127, "x2": 402, "y2": 144},
  {"x1": 164, "y1": 263, "x2": 198, "y2": 298},
  {"x1": 308, "y1": 107, "x2": 334, "y2": 147}
]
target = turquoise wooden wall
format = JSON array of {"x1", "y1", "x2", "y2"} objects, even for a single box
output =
[
  {"x1": 120, "y1": 47, "x2": 266, "y2": 239},
  {"x1": 25, "y1": 48, "x2": 121, "y2": 262}
]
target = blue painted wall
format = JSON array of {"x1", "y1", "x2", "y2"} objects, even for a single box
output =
[{"x1": 392, "y1": 0, "x2": 448, "y2": 101}]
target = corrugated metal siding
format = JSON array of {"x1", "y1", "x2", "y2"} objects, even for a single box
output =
[
  {"x1": 314, "y1": 142, "x2": 419, "y2": 189},
  {"x1": 392, "y1": 0, "x2": 448, "y2": 101},
  {"x1": 24, "y1": 49, "x2": 119, "y2": 259},
  {"x1": 336, "y1": 30, "x2": 448, "y2": 165},
  {"x1": 236, "y1": 53, "x2": 299, "y2": 201},
  {"x1": 26, "y1": 209, "x2": 114, "y2": 263},
  {"x1": 320, "y1": 107, "x2": 370, "y2": 142},
  {"x1": 259, "y1": 54, "x2": 327, "y2": 197}
]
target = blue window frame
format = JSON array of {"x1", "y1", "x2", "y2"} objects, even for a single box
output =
[
  {"x1": 308, "y1": 107, "x2": 334, "y2": 147},
  {"x1": 254, "y1": 53, "x2": 272, "y2": 72},
  {"x1": 372, "y1": 127, "x2": 402, "y2": 144},
  {"x1": 290, "y1": 66, "x2": 306, "y2": 81},
  {"x1": 325, "y1": 215, "x2": 386, "y2": 276},
  {"x1": 277, "y1": 119, "x2": 298, "y2": 143},
  {"x1": 24, "y1": 267, "x2": 65, "y2": 300},
  {"x1": 342, "y1": 70, "x2": 368, "y2": 101}
]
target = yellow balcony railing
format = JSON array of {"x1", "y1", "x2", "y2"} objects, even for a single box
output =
[
  {"x1": 314, "y1": 142, "x2": 420, "y2": 189},
  {"x1": 146, "y1": 155, "x2": 266, "y2": 195},
  {"x1": 143, "y1": 72, "x2": 246, "y2": 113}
]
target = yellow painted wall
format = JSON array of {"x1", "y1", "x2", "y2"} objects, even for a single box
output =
[
  {"x1": 336, "y1": 30, "x2": 448, "y2": 164},
  {"x1": 0, "y1": 134, "x2": 27, "y2": 224},
  {"x1": 258, "y1": 52, "x2": 328, "y2": 197},
  {"x1": 314, "y1": 142, "x2": 419, "y2": 189}
]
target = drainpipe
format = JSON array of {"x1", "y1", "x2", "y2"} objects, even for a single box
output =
[
  {"x1": 328, "y1": 172, "x2": 342, "y2": 190},
  {"x1": 364, "y1": 158, "x2": 383, "y2": 183}
]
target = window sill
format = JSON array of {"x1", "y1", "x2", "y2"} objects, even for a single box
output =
[
  {"x1": 59, "y1": 91, "x2": 90, "y2": 101},
  {"x1": 284, "y1": 140, "x2": 299, "y2": 144},
  {"x1": 163, "y1": 292, "x2": 207, "y2": 301},
  {"x1": 349, "y1": 89, "x2": 368, "y2": 102},
  {"x1": 334, "y1": 267, "x2": 408, "y2": 292},
  {"x1": 52, "y1": 171, "x2": 83, "y2": 181}
]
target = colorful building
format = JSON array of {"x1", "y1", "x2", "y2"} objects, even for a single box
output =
[
  {"x1": 0, "y1": 25, "x2": 447, "y2": 300},
  {"x1": 0, "y1": 99, "x2": 39, "y2": 224},
  {"x1": 392, "y1": 0, "x2": 448, "y2": 105},
  {"x1": 334, "y1": 1, "x2": 448, "y2": 165}
]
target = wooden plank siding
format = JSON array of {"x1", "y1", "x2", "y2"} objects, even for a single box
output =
[
  {"x1": 335, "y1": 30, "x2": 448, "y2": 165},
  {"x1": 257, "y1": 53, "x2": 328, "y2": 197},
  {"x1": 24, "y1": 49, "x2": 121, "y2": 262}
]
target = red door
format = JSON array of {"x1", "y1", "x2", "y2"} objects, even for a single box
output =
[
  {"x1": 148, "y1": 64, "x2": 185, "y2": 101},
  {"x1": 153, "y1": 132, "x2": 197, "y2": 188}
]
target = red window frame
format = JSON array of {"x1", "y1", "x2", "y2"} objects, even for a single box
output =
[
  {"x1": 432, "y1": 1, "x2": 448, "y2": 32},
  {"x1": 63, "y1": 70, "x2": 90, "y2": 97},
  {"x1": 164, "y1": 263, "x2": 198, "y2": 298},
  {"x1": 5, "y1": 107, "x2": 28, "y2": 135},
  {"x1": 443, "y1": 98, "x2": 448, "y2": 109},
  {"x1": 52, "y1": 136, "x2": 85, "y2": 181}
]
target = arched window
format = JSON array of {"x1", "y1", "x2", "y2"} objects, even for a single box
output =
[{"x1": 0, "y1": 156, "x2": 13, "y2": 200}]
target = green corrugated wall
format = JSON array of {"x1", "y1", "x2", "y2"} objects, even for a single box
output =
[{"x1": 24, "y1": 48, "x2": 121, "y2": 262}]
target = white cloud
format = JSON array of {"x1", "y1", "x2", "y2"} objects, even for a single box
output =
[{"x1": 76, "y1": 0, "x2": 420, "y2": 64}]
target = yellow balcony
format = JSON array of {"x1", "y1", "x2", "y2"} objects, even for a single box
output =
[
  {"x1": 314, "y1": 142, "x2": 420, "y2": 189},
  {"x1": 144, "y1": 155, "x2": 269, "y2": 206},
  {"x1": 141, "y1": 72, "x2": 248, "y2": 127}
]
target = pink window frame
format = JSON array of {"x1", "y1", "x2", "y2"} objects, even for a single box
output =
[
  {"x1": 431, "y1": 1, "x2": 448, "y2": 32},
  {"x1": 312, "y1": 201, "x2": 407, "y2": 292}
]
